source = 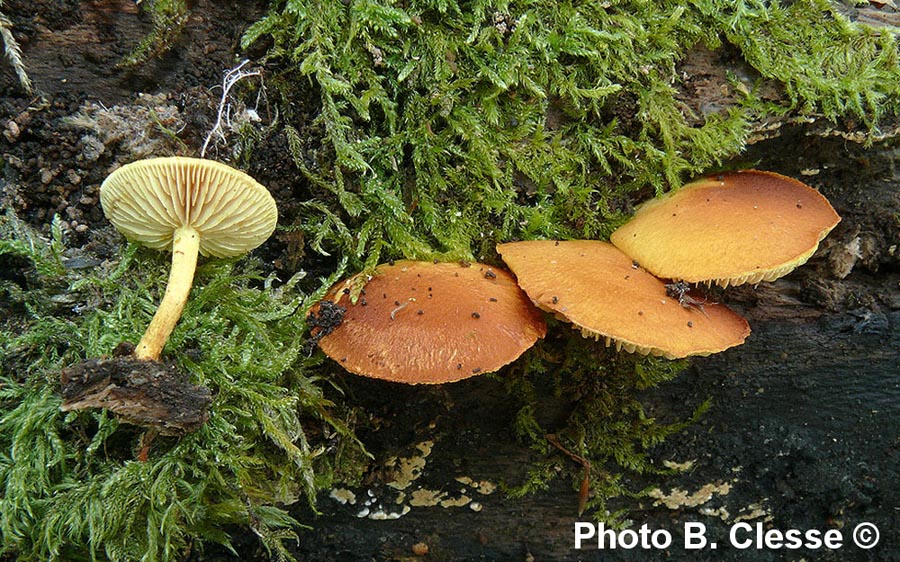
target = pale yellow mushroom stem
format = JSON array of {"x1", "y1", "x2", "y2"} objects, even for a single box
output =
[{"x1": 134, "y1": 225, "x2": 201, "y2": 361}]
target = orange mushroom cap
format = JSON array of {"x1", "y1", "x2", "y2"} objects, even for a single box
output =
[
  {"x1": 610, "y1": 170, "x2": 841, "y2": 287},
  {"x1": 497, "y1": 240, "x2": 750, "y2": 359},
  {"x1": 312, "y1": 260, "x2": 547, "y2": 384}
]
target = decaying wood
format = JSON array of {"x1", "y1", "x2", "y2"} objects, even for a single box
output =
[
  {"x1": 60, "y1": 353, "x2": 211, "y2": 435},
  {"x1": 3, "y1": 2, "x2": 897, "y2": 560}
]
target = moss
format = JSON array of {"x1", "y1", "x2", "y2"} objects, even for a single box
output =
[
  {"x1": 0, "y1": 5, "x2": 33, "y2": 94},
  {"x1": 120, "y1": 0, "x2": 190, "y2": 67},
  {"x1": 5, "y1": 0, "x2": 900, "y2": 557},
  {"x1": 0, "y1": 209, "x2": 366, "y2": 561},
  {"x1": 241, "y1": 0, "x2": 900, "y2": 268},
  {"x1": 234, "y1": 0, "x2": 899, "y2": 528},
  {"x1": 717, "y1": 0, "x2": 900, "y2": 128},
  {"x1": 232, "y1": 0, "x2": 900, "y2": 520},
  {"x1": 501, "y1": 329, "x2": 706, "y2": 524}
]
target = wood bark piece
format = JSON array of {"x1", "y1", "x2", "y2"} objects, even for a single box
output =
[{"x1": 60, "y1": 355, "x2": 211, "y2": 436}]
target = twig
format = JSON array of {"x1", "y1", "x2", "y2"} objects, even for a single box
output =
[{"x1": 546, "y1": 433, "x2": 592, "y2": 516}]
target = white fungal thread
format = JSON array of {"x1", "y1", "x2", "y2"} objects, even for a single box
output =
[{"x1": 201, "y1": 60, "x2": 264, "y2": 158}]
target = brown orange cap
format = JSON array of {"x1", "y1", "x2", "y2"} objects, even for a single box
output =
[
  {"x1": 312, "y1": 260, "x2": 547, "y2": 384},
  {"x1": 610, "y1": 170, "x2": 841, "y2": 287},
  {"x1": 497, "y1": 240, "x2": 750, "y2": 359}
]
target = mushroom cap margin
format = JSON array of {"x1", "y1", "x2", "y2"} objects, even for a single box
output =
[{"x1": 610, "y1": 170, "x2": 840, "y2": 287}]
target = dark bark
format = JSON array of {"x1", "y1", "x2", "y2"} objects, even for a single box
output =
[{"x1": 61, "y1": 353, "x2": 211, "y2": 435}]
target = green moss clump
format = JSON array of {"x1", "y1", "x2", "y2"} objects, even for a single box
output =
[
  {"x1": 503, "y1": 332, "x2": 705, "y2": 523},
  {"x1": 120, "y1": 0, "x2": 190, "y2": 67},
  {"x1": 719, "y1": 0, "x2": 900, "y2": 127},
  {"x1": 5, "y1": 1, "x2": 899, "y2": 556},
  {"x1": 242, "y1": 0, "x2": 900, "y2": 267},
  {"x1": 0, "y1": 210, "x2": 364, "y2": 561}
]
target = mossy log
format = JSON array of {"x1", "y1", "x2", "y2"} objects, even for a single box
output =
[
  {"x1": 275, "y1": 130, "x2": 900, "y2": 561},
  {"x1": 269, "y1": 302, "x2": 899, "y2": 561},
  {"x1": 2, "y1": 2, "x2": 899, "y2": 561}
]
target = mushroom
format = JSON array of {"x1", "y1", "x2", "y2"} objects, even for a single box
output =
[
  {"x1": 497, "y1": 240, "x2": 750, "y2": 359},
  {"x1": 610, "y1": 170, "x2": 841, "y2": 287},
  {"x1": 100, "y1": 156, "x2": 278, "y2": 360},
  {"x1": 310, "y1": 260, "x2": 547, "y2": 384}
]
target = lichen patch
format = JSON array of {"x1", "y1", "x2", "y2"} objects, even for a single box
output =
[
  {"x1": 327, "y1": 438, "x2": 488, "y2": 518},
  {"x1": 732, "y1": 503, "x2": 773, "y2": 523},
  {"x1": 662, "y1": 459, "x2": 696, "y2": 472},
  {"x1": 329, "y1": 488, "x2": 356, "y2": 505},
  {"x1": 648, "y1": 481, "x2": 732, "y2": 510},
  {"x1": 386, "y1": 440, "x2": 434, "y2": 491},
  {"x1": 454, "y1": 476, "x2": 497, "y2": 495},
  {"x1": 409, "y1": 488, "x2": 446, "y2": 507},
  {"x1": 440, "y1": 494, "x2": 472, "y2": 508}
]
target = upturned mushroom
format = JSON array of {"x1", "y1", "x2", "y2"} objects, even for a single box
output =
[
  {"x1": 310, "y1": 260, "x2": 547, "y2": 384},
  {"x1": 100, "y1": 156, "x2": 278, "y2": 360},
  {"x1": 497, "y1": 240, "x2": 750, "y2": 359},
  {"x1": 610, "y1": 170, "x2": 841, "y2": 287}
]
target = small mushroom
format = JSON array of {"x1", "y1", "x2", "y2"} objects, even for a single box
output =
[
  {"x1": 497, "y1": 240, "x2": 750, "y2": 359},
  {"x1": 100, "y1": 156, "x2": 277, "y2": 360},
  {"x1": 310, "y1": 260, "x2": 546, "y2": 384},
  {"x1": 610, "y1": 170, "x2": 841, "y2": 287}
]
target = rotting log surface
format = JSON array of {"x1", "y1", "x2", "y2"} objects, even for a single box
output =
[
  {"x1": 270, "y1": 131, "x2": 900, "y2": 561},
  {"x1": 257, "y1": 305, "x2": 898, "y2": 562},
  {"x1": 1, "y1": 2, "x2": 898, "y2": 562}
]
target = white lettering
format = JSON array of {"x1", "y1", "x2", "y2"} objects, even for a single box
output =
[
  {"x1": 574, "y1": 523, "x2": 675, "y2": 550},
  {"x1": 574, "y1": 522, "x2": 595, "y2": 549},
  {"x1": 619, "y1": 529, "x2": 638, "y2": 549},
  {"x1": 730, "y1": 522, "x2": 753, "y2": 549},
  {"x1": 598, "y1": 523, "x2": 617, "y2": 548},
  {"x1": 728, "y1": 522, "x2": 844, "y2": 550},
  {"x1": 652, "y1": 528, "x2": 673, "y2": 549},
  {"x1": 684, "y1": 522, "x2": 708, "y2": 549},
  {"x1": 763, "y1": 527, "x2": 783, "y2": 549},
  {"x1": 824, "y1": 529, "x2": 843, "y2": 549},
  {"x1": 783, "y1": 529, "x2": 803, "y2": 549}
]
